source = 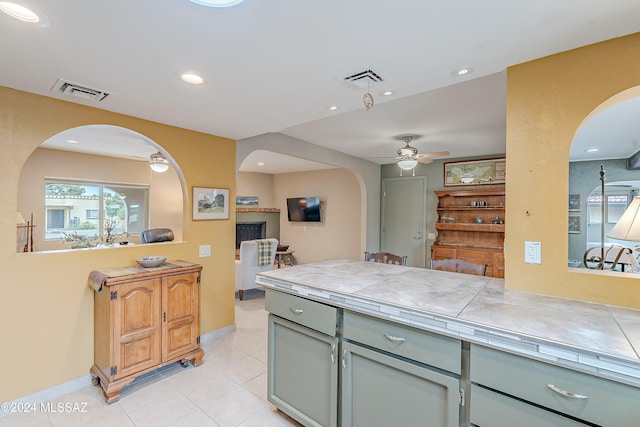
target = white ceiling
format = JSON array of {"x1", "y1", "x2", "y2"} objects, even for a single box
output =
[{"x1": 3, "y1": 1, "x2": 640, "y2": 174}]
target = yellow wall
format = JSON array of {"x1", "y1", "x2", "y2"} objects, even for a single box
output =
[
  {"x1": 0, "y1": 87, "x2": 236, "y2": 402},
  {"x1": 505, "y1": 33, "x2": 640, "y2": 307}
]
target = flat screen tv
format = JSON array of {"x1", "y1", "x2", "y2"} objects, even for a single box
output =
[{"x1": 287, "y1": 197, "x2": 321, "y2": 222}]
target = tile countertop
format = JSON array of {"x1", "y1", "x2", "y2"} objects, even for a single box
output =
[{"x1": 256, "y1": 258, "x2": 640, "y2": 388}]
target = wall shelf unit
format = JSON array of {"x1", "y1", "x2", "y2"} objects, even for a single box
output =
[{"x1": 432, "y1": 188, "x2": 505, "y2": 278}]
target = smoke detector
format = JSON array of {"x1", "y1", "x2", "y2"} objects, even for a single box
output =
[{"x1": 51, "y1": 78, "x2": 109, "y2": 102}]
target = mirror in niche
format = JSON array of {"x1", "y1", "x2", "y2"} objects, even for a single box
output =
[
  {"x1": 568, "y1": 94, "x2": 640, "y2": 272},
  {"x1": 17, "y1": 125, "x2": 184, "y2": 253}
]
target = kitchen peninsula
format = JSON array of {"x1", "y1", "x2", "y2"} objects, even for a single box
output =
[{"x1": 257, "y1": 258, "x2": 640, "y2": 427}]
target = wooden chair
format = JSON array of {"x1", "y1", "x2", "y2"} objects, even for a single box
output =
[
  {"x1": 430, "y1": 258, "x2": 486, "y2": 276},
  {"x1": 364, "y1": 251, "x2": 407, "y2": 266}
]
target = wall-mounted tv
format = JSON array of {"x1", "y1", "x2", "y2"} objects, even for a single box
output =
[{"x1": 287, "y1": 197, "x2": 321, "y2": 222}]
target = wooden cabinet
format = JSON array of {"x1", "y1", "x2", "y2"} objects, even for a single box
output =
[
  {"x1": 90, "y1": 263, "x2": 204, "y2": 403},
  {"x1": 432, "y1": 188, "x2": 505, "y2": 278},
  {"x1": 266, "y1": 290, "x2": 339, "y2": 427}
]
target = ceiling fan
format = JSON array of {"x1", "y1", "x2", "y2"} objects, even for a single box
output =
[{"x1": 372, "y1": 135, "x2": 450, "y2": 170}]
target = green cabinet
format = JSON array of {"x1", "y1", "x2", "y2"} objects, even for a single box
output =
[
  {"x1": 266, "y1": 290, "x2": 339, "y2": 427},
  {"x1": 470, "y1": 344, "x2": 640, "y2": 426},
  {"x1": 341, "y1": 341, "x2": 461, "y2": 427}
]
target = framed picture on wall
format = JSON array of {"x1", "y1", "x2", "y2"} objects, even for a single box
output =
[
  {"x1": 568, "y1": 193, "x2": 581, "y2": 211},
  {"x1": 444, "y1": 158, "x2": 506, "y2": 186},
  {"x1": 193, "y1": 187, "x2": 229, "y2": 220},
  {"x1": 568, "y1": 215, "x2": 581, "y2": 234},
  {"x1": 236, "y1": 196, "x2": 259, "y2": 207}
]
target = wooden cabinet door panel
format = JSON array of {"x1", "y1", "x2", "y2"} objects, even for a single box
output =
[
  {"x1": 162, "y1": 272, "x2": 200, "y2": 361},
  {"x1": 113, "y1": 279, "x2": 161, "y2": 379}
]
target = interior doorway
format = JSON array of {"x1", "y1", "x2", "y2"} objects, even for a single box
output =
[{"x1": 381, "y1": 177, "x2": 427, "y2": 267}]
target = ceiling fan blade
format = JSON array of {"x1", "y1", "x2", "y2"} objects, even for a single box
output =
[
  {"x1": 417, "y1": 158, "x2": 434, "y2": 165},
  {"x1": 416, "y1": 151, "x2": 450, "y2": 159}
]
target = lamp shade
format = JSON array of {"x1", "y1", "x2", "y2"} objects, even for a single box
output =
[
  {"x1": 397, "y1": 159, "x2": 418, "y2": 170},
  {"x1": 607, "y1": 196, "x2": 640, "y2": 241}
]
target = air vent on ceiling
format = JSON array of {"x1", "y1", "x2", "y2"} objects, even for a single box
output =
[
  {"x1": 342, "y1": 68, "x2": 385, "y2": 88},
  {"x1": 51, "y1": 78, "x2": 109, "y2": 102}
]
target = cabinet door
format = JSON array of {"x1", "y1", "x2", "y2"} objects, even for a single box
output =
[
  {"x1": 341, "y1": 341, "x2": 460, "y2": 427},
  {"x1": 268, "y1": 314, "x2": 338, "y2": 427},
  {"x1": 112, "y1": 279, "x2": 162, "y2": 380},
  {"x1": 162, "y1": 272, "x2": 200, "y2": 361}
]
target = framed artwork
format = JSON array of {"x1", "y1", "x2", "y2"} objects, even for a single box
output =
[
  {"x1": 236, "y1": 196, "x2": 259, "y2": 207},
  {"x1": 568, "y1": 193, "x2": 581, "y2": 211},
  {"x1": 193, "y1": 187, "x2": 229, "y2": 220},
  {"x1": 444, "y1": 158, "x2": 506, "y2": 186},
  {"x1": 568, "y1": 215, "x2": 581, "y2": 234}
]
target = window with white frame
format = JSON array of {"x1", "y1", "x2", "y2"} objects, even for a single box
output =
[{"x1": 44, "y1": 181, "x2": 149, "y2": 244}]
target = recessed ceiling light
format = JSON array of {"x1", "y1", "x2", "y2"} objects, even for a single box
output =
[
  {"x1": 380, "y1": 90, "x2": 395, "y2": 96},
  {"x1": 66, "y1": 139, "x2": 79, "y2": 144},
  {"x1": 188, "y1": 0, "x2": 245, "y2": 7},
  {"x1": 585, "y1": 148, "x2": 600, "y2": 153},
  {"x1": 257, "y1": 162, "x2": 264, "y2": 166},
  {"x1": 329, "y1": 105, "x2": 338, "y2": 111},
  {"x1": 0, "y1": 1, "x2": 40, "y2": 23},
  {"x1": 452, "y1": 67, "x2": 474, "y2": 77},
  {"x1": 181, "y1": 73, "x2": 204, "y2": 84}
]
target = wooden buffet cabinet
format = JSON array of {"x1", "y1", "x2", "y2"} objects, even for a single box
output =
[
  {"x1": 432, "y1": 188, "x2": 505, "y2": 278},
  {"x1": 90, "y1": 261, "x2": 204, "y2": 403}
]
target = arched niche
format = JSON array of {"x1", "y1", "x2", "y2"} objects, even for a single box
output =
[
  {"x1": 568, "y1": 86, "x2": 640, "y2": 271},
  {"x1": 17, "y1": 125, "x2": 185, "y2": 252}
]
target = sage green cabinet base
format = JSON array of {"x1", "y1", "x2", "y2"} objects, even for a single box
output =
[
  {"x1": 267, "y1": 314, "x2": 338, "y2": 427},
  {"x1": 470, "y1": 385, "x2": 589, "y2": 427},
  {"x1": 341, "y1": 341, "x2": 460, "y2": 427}
]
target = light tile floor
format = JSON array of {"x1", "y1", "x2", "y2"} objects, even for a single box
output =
[{"x1": 0, "y1": 290, "x2": 301, "y2": 427}]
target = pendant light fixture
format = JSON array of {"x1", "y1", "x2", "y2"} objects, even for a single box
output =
[{"x1": 149, "y1": 152, "x2": 170, "y2": 173}]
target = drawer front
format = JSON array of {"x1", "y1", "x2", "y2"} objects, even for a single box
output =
[
  {"x1": 471, "y1": 384, "x2": 589, "y2": 427},
  {"x1": 265, "y1": 290, "x2": 337, "y2": 336},
  {"x1": 343, "y1": 310, "x2": 461, "y2": 374},
  {"x1": 470, "y1": 344, "x2": 640, "y2": 426},
  {"x1": 456, "y1": 249, "x2": 491, "y2": 261},
  {"x1": 432, "y1": 246, "x2": 455, "y2": 259}
]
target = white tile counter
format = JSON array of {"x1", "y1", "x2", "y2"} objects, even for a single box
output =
[{"x1": 256, "y1": 258, "x2": 640, "y2": 387}]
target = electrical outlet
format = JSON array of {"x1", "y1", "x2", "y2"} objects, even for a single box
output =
[
  {"x1": 524, "y1": 241, "x2": 541, "y2": 264},
  {"x1": 199, "y1": 244, "x2": 211, "y2": 257}
]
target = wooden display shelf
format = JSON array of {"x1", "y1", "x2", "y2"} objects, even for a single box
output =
[
  {"x1": 432, "y1": 188, "x2": 505, "y2": 278},
  {"x1": 435, "y1": 223, "x2": 505, "y2": 232}
]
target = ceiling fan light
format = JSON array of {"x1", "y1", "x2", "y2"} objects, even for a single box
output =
[
  {"x1": 149, "y1": 152, "x2": 170, "y2": 173},
  {"x1": 398, "y1": 159, "x2": 418, "y2": 170}
]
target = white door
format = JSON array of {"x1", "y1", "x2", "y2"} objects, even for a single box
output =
[{"x1": 381, "y1": 177, "x2": 427, "y2": 267}]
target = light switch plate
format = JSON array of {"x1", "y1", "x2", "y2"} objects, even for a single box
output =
[
  {"x1": 524, "y1": 241, "x2": 541, "y2": 264},
  {"x1": 199, "y1": 244, "x2": 211, "y2": 257}
]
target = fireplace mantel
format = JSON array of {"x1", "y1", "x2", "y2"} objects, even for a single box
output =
[{"x1": 236, "y1": 208, "x2": 280, "y2": 213}]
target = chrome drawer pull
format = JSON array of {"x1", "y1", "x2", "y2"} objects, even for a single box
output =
[
  {"x1": 289, "y1": 307, "x2": 304, "y2": 315},
  {"x1": 330, "y1": 344, "x2": 336, "y2": 364},
  {"x1": 383, "y1": 333, "x2": 406, "y2": 343},
  {"x1": 547, "y1": 384, "x2": 589, "y2": 399},
  {"x1": 342, "y1": 349, "x2": 347, "y2": 369}
]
